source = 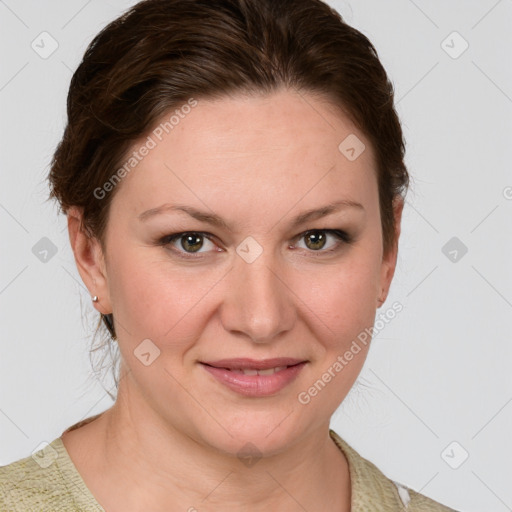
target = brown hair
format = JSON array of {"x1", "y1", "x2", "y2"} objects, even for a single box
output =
[{"x1": 47, "y1": 0, "x2": 409, "y2": 385}]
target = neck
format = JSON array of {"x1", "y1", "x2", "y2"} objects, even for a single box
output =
[{"x1": 65, "y1": 381, "x2": 351, "y2": 511}]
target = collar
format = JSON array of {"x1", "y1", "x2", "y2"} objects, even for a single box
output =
[{"x1": 329, "y1": 429, "x2": 409, "y2": 510}]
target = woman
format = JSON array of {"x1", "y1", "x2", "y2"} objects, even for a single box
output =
[{"x1": 0, "y1": 0, "x2": 461, "y2": 510}]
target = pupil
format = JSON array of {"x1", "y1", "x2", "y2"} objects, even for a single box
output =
[
  {"x1": 182, "y1": 234, "x2": 203, "y2": 252},
  {"x1": 307, "y1": 231, "x2": 325, "y2": 250}
]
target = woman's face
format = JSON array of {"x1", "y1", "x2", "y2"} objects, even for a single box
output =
[{"x1": 84, "y1": 89, "x2": 401, "y2": 455}]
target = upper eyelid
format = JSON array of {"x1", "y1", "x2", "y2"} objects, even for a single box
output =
[{"x1": 167, "y1": 228, "x2": 341, "y2": 240}]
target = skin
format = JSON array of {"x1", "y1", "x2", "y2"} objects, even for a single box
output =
[{"x1": 63, "y1": 88, "x2": 403, "y2": 512}]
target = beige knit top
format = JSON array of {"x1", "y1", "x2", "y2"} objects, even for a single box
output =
[{"x1": 0, "y1": 418, "x2": 460, "y2": 511}]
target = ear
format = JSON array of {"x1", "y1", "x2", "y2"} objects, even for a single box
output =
[
  {"x1": 377, "y1": 197, "x2": 404, "y2": 308},
  {"x1": 67, "y1": 206, "x2": 112, "y2": 315}
]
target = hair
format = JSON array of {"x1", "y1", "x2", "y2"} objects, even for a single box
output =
[{"x1": 47, "y1": 0, "x2": 409, "y2": 391}]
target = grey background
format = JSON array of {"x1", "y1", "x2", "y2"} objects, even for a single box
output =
[{"x1": 1, "y1": 1, "x2": 511, "y2": 510}]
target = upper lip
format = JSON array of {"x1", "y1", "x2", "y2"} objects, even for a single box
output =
[{"x1": 201, "y1": 358, "x2": 307, "y2": 370}]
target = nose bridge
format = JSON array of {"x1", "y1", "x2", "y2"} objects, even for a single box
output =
[{"x1": 221, "y1": 245, "x2": 295, "y2": 343}]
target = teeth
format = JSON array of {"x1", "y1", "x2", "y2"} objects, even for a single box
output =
[
  {"x1": 232, "y1": 366, "x2": 288, "y2": 376},
  {"x1": 241, "y1": 368, "x2": 258, "y2": 376},
  {"x1": 257, "y1": 368, "x2": 276, "y2": 376}
]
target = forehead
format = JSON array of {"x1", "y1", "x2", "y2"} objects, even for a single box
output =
[{"x1": 110, "y1": 89, "x2": 378, "y2": 223}]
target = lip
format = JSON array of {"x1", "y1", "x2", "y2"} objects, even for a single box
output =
[
  {"x1": 200, "y1": 358, "x2": 307, "y2": 397},
  {"x1": 202, "y1": 357, "x2": 305, "y2": 370}
]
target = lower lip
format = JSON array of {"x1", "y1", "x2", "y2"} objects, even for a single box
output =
[{"x1": 200, "y1": 362, "x2": 307, "y2": 397}]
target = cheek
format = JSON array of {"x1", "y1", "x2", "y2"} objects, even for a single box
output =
[
  {"x1": 107, "y1": 226, "x2": 382, "y2": 353},
  {"x1": 296, "y1": 252, "x2": 381, "y2": 345},
  {"x1": 107, "y1": 250, "x2": 221, "y2": 346}
]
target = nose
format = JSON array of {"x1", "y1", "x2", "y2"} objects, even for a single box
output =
[{"x1": 220, "y1": 250, "x2": 296, "y2": 344}]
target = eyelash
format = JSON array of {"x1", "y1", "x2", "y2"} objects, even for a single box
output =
[{"x1": 157, "y1": 229, "x2": 353, "y2": 260}]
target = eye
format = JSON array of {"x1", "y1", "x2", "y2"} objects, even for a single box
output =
[
  {"x1": 158, "y1": 228, "x2": 352, "y2": 260},
  {"x1": 294, "y1": 229, "x2": 352, "y2": 254},
  {"x1": 159, "y1": 232, "x2": 220, "y2": 257}
]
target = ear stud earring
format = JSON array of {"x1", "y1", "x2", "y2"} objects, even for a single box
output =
[{"x1": 92, "y1": 295, "x2": 99, "y2": 302}]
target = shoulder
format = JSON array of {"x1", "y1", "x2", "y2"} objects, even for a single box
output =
[
  {"x1": 329, "y1": 429, "x2": 462, "y2": 512},
  {"x1": 0, "y1": 437, "x2": 104, "y2": 511}
]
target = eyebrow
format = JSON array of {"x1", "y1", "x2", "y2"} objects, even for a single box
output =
[{"x1": 138, "y1": 199, "x2": 364, "y2": 230}]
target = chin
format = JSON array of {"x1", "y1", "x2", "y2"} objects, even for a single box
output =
[{"x1": 193, "y1": 408, "x2": 308, "y2": 459}]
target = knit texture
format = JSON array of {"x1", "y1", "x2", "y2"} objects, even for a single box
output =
[{"x1": 0, "y1": 419, "x2": 460, "y2": 511}]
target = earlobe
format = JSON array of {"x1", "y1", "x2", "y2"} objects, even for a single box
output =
[{"x1": 67, "y1": 206, "x2": 112, "y2": 315}]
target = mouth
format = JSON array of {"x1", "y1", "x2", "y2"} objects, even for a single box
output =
[
  {"x1": 199, "y1": 358, "x2": 308, "y2": 397},
  {"x1": 201, "y1": 357, "x2": 306, "y2": 372}
]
